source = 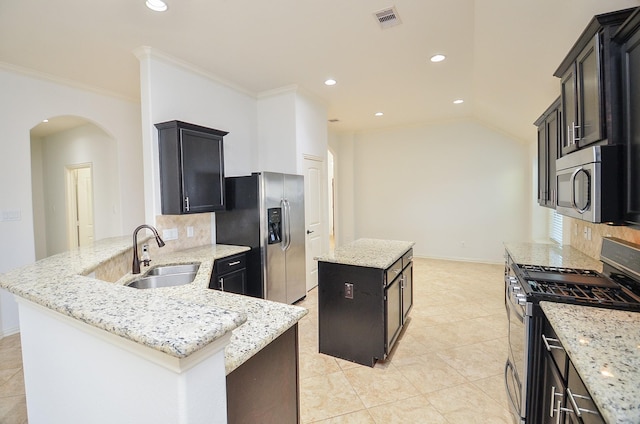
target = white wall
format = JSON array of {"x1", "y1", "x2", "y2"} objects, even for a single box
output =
[
  {"x1": 0, "y1": 67, "x2": 144, "y2": 337},
  {"x1": 257, "y1": 89, "x2": 297, "y2": 174},
  {"x1": 136, "y1": 49, "x2": 259, "y2": 222},
  {"x1": 332, "y1": 120, "x2": 531, "y2": 263},
  {"x1": 295, "y1": 92, "x2": 328, "y2": 167},
  {"x1": 31, "y1": 124, "x2": 120, "y2": 257},
  {"x1": 329, "y1": 131, "x2": 356, "y2": 247}
]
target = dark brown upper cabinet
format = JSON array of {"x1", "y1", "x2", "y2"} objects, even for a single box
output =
[
  {"x1": 155, "y1": 120, "x2": 228, "y2": 215},
  {"x1": 615, "y1": 8, "x2": 640, "y2": 225},
  {"x1": 535, "y1": 98, "x2": 561, "y2": 209},
  {"x1": 555, "y1": 8, "x2": 635, "y2": 156}
]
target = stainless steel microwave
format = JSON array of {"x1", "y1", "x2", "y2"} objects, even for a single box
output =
[{"x1": 555, "y1": 145, "x2": 622, "y2": 223}]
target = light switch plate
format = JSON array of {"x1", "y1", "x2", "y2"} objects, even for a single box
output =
[
  {"x1": 187, "y1": 226, "x2": 194, "y2": 237},
  {"x1": 1, "y1": 209, "x2": 21, "y2": 222}
]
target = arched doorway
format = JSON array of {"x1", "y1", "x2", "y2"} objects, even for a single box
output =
[{"x1": 30, "y1": 116, "x2": 120, "y2": 259}]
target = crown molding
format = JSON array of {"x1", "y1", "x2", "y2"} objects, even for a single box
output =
[
  {"x1": 0, "y1": 61, "x2": 139, "y2": 103},
  {"x1": 133, "y1": 46, "x2": 256, "y2": 98}
]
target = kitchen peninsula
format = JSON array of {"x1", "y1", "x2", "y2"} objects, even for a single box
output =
[
  {"x1": 0, "y1": 237, "x2": 307, "y2": 424},
  {"x1": 316, "y1": 238, "x2": 414, "y2": 367}
]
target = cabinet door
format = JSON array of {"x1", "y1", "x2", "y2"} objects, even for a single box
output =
[
  {"x1": 561, "y1": 65, "x2": 578, "y2": 156},
  {"x1": 538, "y1": 124, "x2": 549, "y2": 205},
  {"x1": 541, "y1": 348, "x2": 566, "y2": 424},
  {"x1": 216, "y1": 268, "x2": 247, "y2": 295},
  {"x1": 547, "y1": 108, "x2": 560, "y2": 207},
  {"x1": 622, "y1": 28, "x2": 640, "y2": 224},
  {"x1": 566, "y1": 363, "x2": 606, "y2": 424},
  {"x1": 385, "y1": 276, "x2": 402, "y2": 353},
  {"x1": 402, "y1": 262, "x2": 413, "y2": 321},
  {"x1": 180, "y1": 129, "x2": 225, "y2": 213},
  {"x1": 537, "y1": 100, "x2": 561, "y2": 208},
  {"x1": 576, "y1": 35, "x2": 603, "y2": 148}
]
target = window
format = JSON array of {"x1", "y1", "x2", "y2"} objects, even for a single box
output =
[{"x1": 549, "y1": 209, "x2": 563, "y2": 244}]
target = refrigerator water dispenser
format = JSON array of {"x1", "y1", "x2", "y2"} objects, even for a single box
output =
[{"x1": 267, "y1": 207, "x2": 282, "y2": 244}]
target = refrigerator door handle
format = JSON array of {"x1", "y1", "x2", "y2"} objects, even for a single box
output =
[{"x1": 282, "y1": 199, "x2": 292, "y2": 251}]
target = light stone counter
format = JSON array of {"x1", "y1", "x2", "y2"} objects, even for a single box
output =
[
  {"x1": 504, "y1": 242, "x2": 602, "y2": 271},
  {"x1": 540, "y1": 302, "x2": 640, "y2": 424},
  {"x1": 0, "y1": 236, "x2": 307, "y2": 374},
  {"x1": 315, "y1": 238, "x2": 415, "y2": 269}
]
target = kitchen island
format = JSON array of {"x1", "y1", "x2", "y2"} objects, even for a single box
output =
[
  {"x1": 0, "y1": 236, "x2": 307, "y2": 424},
  {"x1": 315, "y1": 238, "x2": 414, "y2": 366}
]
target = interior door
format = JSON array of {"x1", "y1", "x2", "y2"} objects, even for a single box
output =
[
  {"x1": 76, "y1": 167, "x2": 94, "y2": 246},
  {"x1": 303, "y1": 156, "x2": 325, "y2": 292}
]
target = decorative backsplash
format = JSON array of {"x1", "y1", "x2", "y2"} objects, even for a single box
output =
[
  {"x1": 154, "y1": 213, "x2": 213, "y2": 254},
  {"x1": 568, "y1": 217, "x2": 640, "y2": 260},
  {"x1": 93, "y1": 249, "x2": 131, "y2": 282}
]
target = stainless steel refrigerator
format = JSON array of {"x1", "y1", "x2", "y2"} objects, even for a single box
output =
[{"x1": 216, "y1": 172, "x2": 307, "y2": 304}]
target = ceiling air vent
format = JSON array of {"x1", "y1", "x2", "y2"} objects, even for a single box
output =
[{"x1": 374, "y1": 6, "x2": 401, "y2": 29}]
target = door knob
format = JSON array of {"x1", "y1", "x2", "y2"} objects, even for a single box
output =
[{"x1": 306, "y1": 230, "x2": 314, "y2": 234}]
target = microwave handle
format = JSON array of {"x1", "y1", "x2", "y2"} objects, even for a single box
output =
[{"x1": 569, "y1": 166, "x2": 582, "y2": 211}]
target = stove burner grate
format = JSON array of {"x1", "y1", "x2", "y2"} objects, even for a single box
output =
[
  {"x1": 527, "y1": 279, "x2": 639, "y2": 304},
  {"x1": 518, "y1": 264, "x2": 600, "y2": 277}
]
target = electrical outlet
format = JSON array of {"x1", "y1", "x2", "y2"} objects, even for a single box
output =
[
  {"x1": 344, "y1": 282, "x2": 354, "y2": 299},
  {"x1": 187, "y1": 226, "x2": 194, "y2": 237},
  {"x1": 162, "y1": 228, "x2": 178, "y2": 241}
]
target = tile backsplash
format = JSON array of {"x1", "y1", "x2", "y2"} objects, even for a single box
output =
[
  {"x1": 568, "y1": 217, "x2": 640, "y2": 260},
  {"x1": 153, "y1": 213, "x2": 213, "y2": 254}
]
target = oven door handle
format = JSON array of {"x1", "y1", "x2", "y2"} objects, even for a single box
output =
[
  {"x1": 504, "y1": 360, "x2": 521, "y2": 417},
  {"x1": 505, "y1": 285, "x2": 525, "y2": 323}
]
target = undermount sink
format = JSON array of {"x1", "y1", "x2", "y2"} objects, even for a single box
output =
[
  {"x1": 146, "y1": 264, "x2": 200, "y2": 276},
  {"x1": 127, "y1": 263, "x2": 200, "y2": 289}
]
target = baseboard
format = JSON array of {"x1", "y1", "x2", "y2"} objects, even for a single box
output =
[{"x1": 0, "y1": 326, "x2": 21, "y2": 339}]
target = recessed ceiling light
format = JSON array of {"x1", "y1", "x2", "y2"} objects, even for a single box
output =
[
  {"x1": 324, "y1": 79, "x2": 337, "y2": 86},
  {"x1": 146, "y1": 0, "x2": 168, "y2": 12},
  {"x1": 42, "y1": 119, "x2": 49, "y2": 123},
  {"x1": 430, "y1": 54, "x2": 446, "y2": 63},
  {"x1": 375, "y1": 112, "x2": 384, "y2": 117},
  {"x1": 453, "y1": 99, "x2": 464, "y2": 104}
]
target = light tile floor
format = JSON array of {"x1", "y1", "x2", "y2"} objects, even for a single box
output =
[
  {"x1": 0, "y1": 257, "x2": 511, "y2": 424},
  {"x1": 295, "y1": 258, "x2": 511, "y2": 424}
]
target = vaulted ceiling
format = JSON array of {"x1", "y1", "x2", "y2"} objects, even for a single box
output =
[{"x1": 2, "y1": 0, "x2": 639, "y2": 141}]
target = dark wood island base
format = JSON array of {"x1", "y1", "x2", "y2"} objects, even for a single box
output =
[{"x1": 316, "y1": 239, "x2": 414, "y2": 367}]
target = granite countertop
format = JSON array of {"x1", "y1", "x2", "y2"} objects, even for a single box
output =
[
  {"x1": 504, "y1": 242, "x2": 602, "y2": 271},
  {"x1": 540, "y1": 302, "x2": 640, "y2": 424},
  {"x1": 315, "y1": 238, "x2": 415, "y2": 269},
  {"x1": 0, "y1": 237, "x2": 307, "y2": 374}
]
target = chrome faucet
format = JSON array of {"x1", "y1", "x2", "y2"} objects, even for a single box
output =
[{"x1": 132, "y1": 224, "x2": 166, "y2": 274}]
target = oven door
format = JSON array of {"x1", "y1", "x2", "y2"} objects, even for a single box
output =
[
  {"x1": 505, "y1": 273, "x2": 528, "y2": 424},
  {"x1": 556, "y1": 162, "x2": 598, "y2": 222}
]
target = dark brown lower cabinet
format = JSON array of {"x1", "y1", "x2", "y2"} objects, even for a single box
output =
[
  {"x1": 540, "y1": 314, "x2": 605, "y2": 424},
  {"x1": 226, "y1": 325, "x2": 299, "y2": 424}
]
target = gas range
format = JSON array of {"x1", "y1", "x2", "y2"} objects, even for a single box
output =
[
  {"x1": 504, "y1": 237, "x2": 640, "y2": 424},
  {"x1": 512, "y1": 262, "x2": 640, "y2": 310}
]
